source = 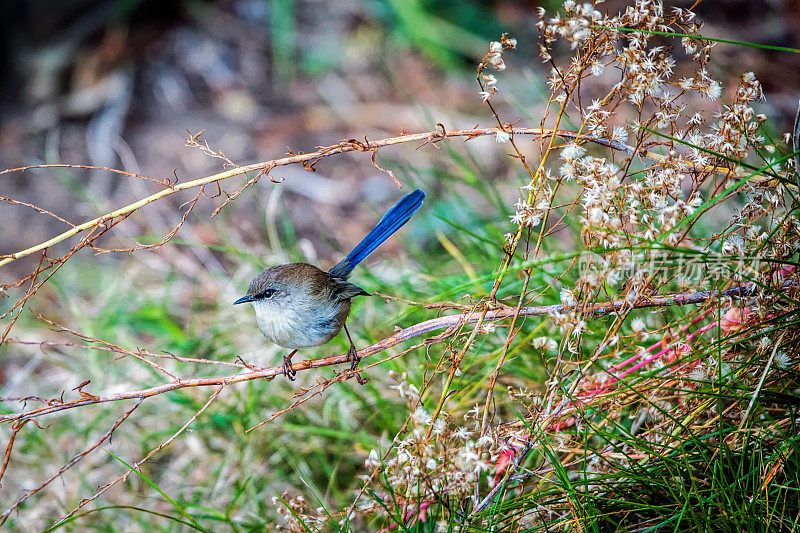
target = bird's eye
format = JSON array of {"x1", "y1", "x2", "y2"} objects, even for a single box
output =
[{"x1": 261, "y1": 289, "x2": 274, "y2": 299}]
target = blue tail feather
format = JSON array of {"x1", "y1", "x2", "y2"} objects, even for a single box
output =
[{"x1": 329, "y1": 189, "x2": 425, "y2": 279}]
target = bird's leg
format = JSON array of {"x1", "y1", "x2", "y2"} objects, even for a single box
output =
[
  {"x1": 343, "y1": 324, "x2": 369, "y2": 385},
  {"x1": 282, "y1": 350, "x2": 298, "y2": 381}
]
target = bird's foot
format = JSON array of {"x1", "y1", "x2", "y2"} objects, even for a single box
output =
[
  {"x1": 347, "y1": 344, "x2": 369, "y2": 385},
  {"x1": 282, "y1": 354, "x2": 296, "y2": 381}
]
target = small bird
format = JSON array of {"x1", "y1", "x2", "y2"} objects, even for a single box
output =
[{"x1": 234, "y1": 188, "x2": 425, "y2": 381}]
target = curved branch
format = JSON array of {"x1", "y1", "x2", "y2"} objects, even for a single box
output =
[
  {"x1": 0, "y1": 127, "x2": 627, "y2": 269},
  {"x1": 0, "y1": 282, "x2": 768, "y2": 423}
]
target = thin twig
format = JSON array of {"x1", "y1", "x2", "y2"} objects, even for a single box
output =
[
  {"x1": 49, "y1": 386, "x2": 224, "y2": 529},
  {"x1": 0, "y1": 421, "x2": 26, "y2": 487},
  {"x1": 0, "y1": 282, "x2": 778, "y2": 424},
  {"x1": 0, "y1": 127, "x2": 628, "y2": 269},
  {"x1": 0, "y1": 399, "x2": 143, "y2": 525}
]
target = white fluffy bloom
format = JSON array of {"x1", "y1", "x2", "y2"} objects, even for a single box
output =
[
  {"x1": 453, "y1": 427, "x2": 473, "y2": 440},
  {"x1": 705, "y1": 80, "x2": 722, "y2": 100},
  {"x1": 532, "y1": 337, "x2": 558, "y2": 351},
  {"x1": 477, "y1": 323, "x2": 496, "y2": 334},
  {"x1": 560, "y1": 288, "x2": 577, "y2": 306},
  {"x1": 611, "y1": 126, "x2": 629, "y2": 143},
  {"x1": 365, "y1": 449, "x2": 380, "y2": 468},
  {"x1": 561, "y1": 142, "x2": 586, "y2": 161},
  {"x1": 411, "y1": 407, "x2": 432, "y2": 426},
  {"x1": 774, "y1": 351, "x2": 792, "y2": 369}
]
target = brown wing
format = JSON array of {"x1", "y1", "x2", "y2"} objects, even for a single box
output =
[{"x1": 331, "y1": 277, "x2": 370, "y2": 301}]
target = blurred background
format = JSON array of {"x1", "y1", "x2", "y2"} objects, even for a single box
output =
[
  {"x1": 1, "y1": 0, "x2": 799, "y2": 265},
  {"x1": 0, "y1": 0, "x2": 799, "y2": 530}
]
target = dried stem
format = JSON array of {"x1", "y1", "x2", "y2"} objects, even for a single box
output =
[
  {"x1": 0, "y1": 281, "x2": 773, "y2": 424},
  {"x1": 0, "y1": 127, "x2": 634, "y2": 270},
  {"x1": 0, "y1": 399, "x2": 143, "y2": 525},
  {"x1": 48, "y1": 387, "x2": 224, "y2": 529}
]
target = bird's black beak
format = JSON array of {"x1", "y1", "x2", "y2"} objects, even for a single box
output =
[{"x1": 233, "y1": 295, "x2": 254, "y2": 305}]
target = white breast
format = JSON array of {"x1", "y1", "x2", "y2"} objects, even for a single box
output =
[{"x1": 251, "y1": 297, "x2": 341, "y2": 349}]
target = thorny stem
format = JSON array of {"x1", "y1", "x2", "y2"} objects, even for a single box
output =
[
  {"x1": 0, "y1": 127, "x2": 631, "y2": 271},
  {"x1": 0, "y1": 281, "x2": 780, "y2": 425}
]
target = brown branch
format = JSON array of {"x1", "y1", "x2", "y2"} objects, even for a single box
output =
[
  {"x1": 1, "y1": 213, "x2": 131, "y2": 312},
  {"x1": 0, "y1": 251, "x2": 46, "y2": 344},
  {"x1": 371, "y1": 151, "x2": 401, "y2": 188},
  {"x1": 246, "y1": 342, "x2": 425, "y2": 433},
  {"x1": 33, "y1": 315, "x2": 179, "y2": 379},
  {"x1": 0, "y1": 421, "x2": 26, "y2": 487},
  {"x1": 0, "y1": 197, "x2": 75, "y2": 227},
  {"x1": 0, "y1": 127, "x2": 628, "y2": 269},
  {"x1": 184, "y1": 129, "x2": 237, "y2": 167},
  {"x1": 94, "y1": 188, "x2": 203, "y2": 254},
  {"x1": 3, "y1": 338, "x2": 250, "y2": 369},
  {"x1": 0, "y1": 164, "x2": 168, "y2": 186},
  {"x1": 0, "y1": 282, "x2": 771, "y2": 424},
  {"x1": 209, "y1": 165, "x2": 273, "y2": 217}
]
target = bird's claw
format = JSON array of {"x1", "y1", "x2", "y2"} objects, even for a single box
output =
[
  {"x1": 282, "y1": 355, "x2": 296, "y2": 381},
  {"x1": 347, "y1": 345, "x2": 369, "y2": 385}
]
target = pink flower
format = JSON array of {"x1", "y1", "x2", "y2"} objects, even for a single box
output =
[
  {"x1": 493, "y1": 449, "x2": 515, "y2": 486},
  {"x1": 380, "y1": 500, "x2": 432, "y2": 532},
  {"x1": 720, "y1": 307, "x2": 752, "y2": 335},
  {"x1": 667, "y1": 342, "x2": 693, "y2": 364},
  {"x1": 552, "y1": 416, "x2": 576, "y2": 432}
]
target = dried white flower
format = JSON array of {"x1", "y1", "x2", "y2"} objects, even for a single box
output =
[
  {"x1": 561, "y1": 142, "x2": 586, "y2": 161},
  {"x1": 532, "y1": 336, "x2": 558, "y2": 351},
  {"x1": 560, "y1": 288, "x2": 578, "y2": 306},
  {"x1": 774, "y1": 351, "x2": 792, "y2": 369},
  {"x1": 365, "y1": 449, "x2": 380, "y2": 468},
  {"x1": 477, "y1": 323, "x2": 496, "y2": 334},
  {"x1": 611, "y1": 126, "x2": 629, "y2": 143}
]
